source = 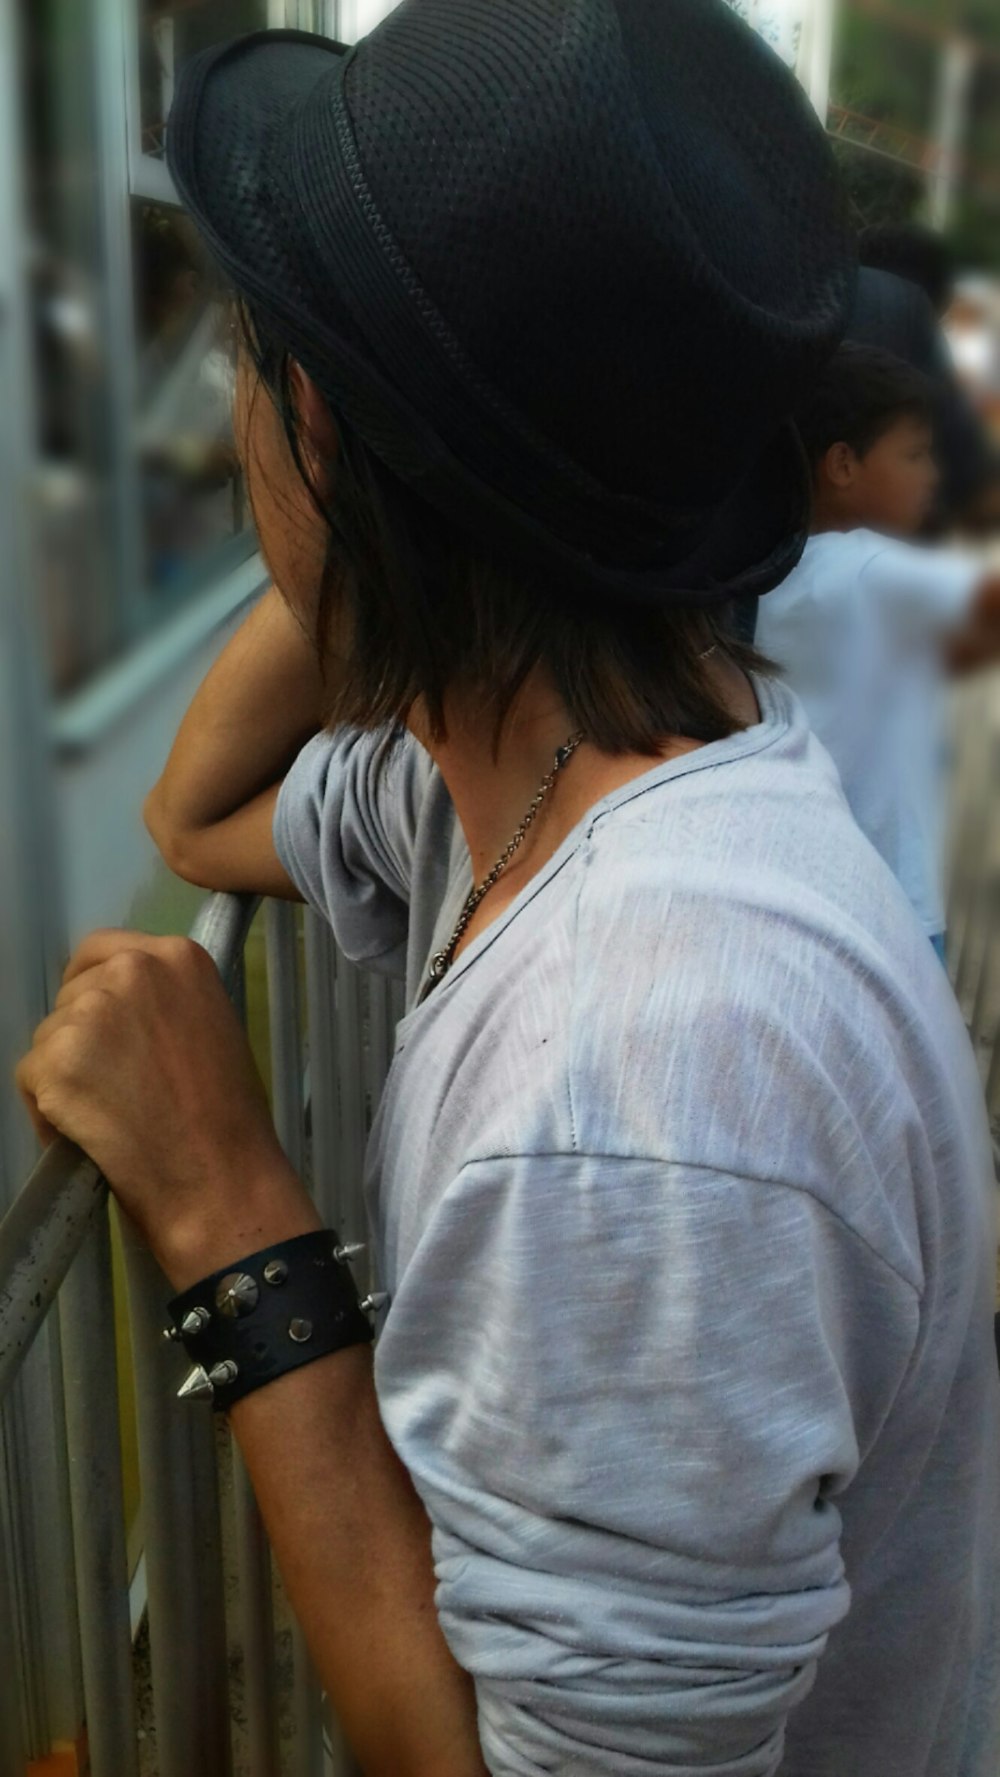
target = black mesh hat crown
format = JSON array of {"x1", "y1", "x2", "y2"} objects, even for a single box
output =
[{"x1": 167, "y1": 0, "x2": 856, "y2": 606}]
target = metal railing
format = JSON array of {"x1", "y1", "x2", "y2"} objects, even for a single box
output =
[{"x1": 0, "y1": 893, "x2": 403, "y2": 1777}]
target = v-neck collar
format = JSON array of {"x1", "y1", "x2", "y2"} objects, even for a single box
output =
[{"x1": 405, "y1": 673, "x2": 792, "y2": 1026}]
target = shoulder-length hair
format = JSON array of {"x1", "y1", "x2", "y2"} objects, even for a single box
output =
[{"x1": 238, "y1": 300, "x2": 767, "y2": 754}]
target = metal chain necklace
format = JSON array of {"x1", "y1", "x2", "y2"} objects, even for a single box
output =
[{"x1": 427, "y1": 732, "x2": 586, "y2": 991}]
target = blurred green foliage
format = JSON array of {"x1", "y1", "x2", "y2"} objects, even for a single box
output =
[{"x1": 830, "y1": 0, "x2": 1000, "y2": 273}]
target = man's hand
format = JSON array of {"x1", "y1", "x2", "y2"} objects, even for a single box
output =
[{"x1": 16, "y1": 929, "x2": 319, "y2": 1288}]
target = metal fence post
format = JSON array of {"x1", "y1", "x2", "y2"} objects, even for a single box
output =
[
  {"x1": 0, "y1": 1464, "x2": 27, "y2": 1777},
  {"x1": 58, "y1": 1210, "x2": 139, "y2": 1777},
  {"x1": 304, "y1": 912, "x2": 342, "y2": 1230},
  {"x1": 121, "y1": 1222, "x2": 233, "y2": 1777},
  {"x1": 335, "y1": 954, "x2": 366, "y2": 1250},
  {"x1": 225, "y1": 943, "x2": 283, "y2": 1777},
  {"x1": 231, "y1": 1441, "x2": 281, "y2": 1777},
  {"x1": 266, "y1": 901, "x2": 326, "y2": 1777}
]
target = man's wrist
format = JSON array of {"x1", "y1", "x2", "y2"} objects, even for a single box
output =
[{"x1": 159, "y1": 1156, "x2": 323, "y2": 1292}]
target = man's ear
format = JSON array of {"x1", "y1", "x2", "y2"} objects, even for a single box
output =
[
  {"x1": 289, "y1": 362, "x2": 339, "y2": 477},
  {"x1": 822, "y1": 440, "x2": 857, "y2": 490}
]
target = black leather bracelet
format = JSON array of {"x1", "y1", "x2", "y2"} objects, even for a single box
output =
[{"x1": 163, "y1": 1230, "x2": 384, "y2": 1411}]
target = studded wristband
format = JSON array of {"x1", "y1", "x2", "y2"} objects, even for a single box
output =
[{"x1": 163, "y1": 1230, "x2": 386, "y2": 1411}]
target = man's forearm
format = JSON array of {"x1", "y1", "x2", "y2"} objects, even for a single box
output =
[
  {"x1": 146, "y1": 585, "x2": 327, "y2": 842},
  {"x1": 231, "y1": 1348, "x2": 487, "y2": 1777}
]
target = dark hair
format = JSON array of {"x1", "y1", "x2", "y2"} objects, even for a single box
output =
[
  {"x1": 237, "y1": 302, "x2": 768, "y2": 753},
  {"x1": 795, "y1": 343, "x2": 934, "y2": 470},
  {"x1": 858, "y1": 223, "x2": 954, "y2": 317}
]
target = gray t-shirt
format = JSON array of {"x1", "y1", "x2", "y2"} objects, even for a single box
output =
[{"x1": 275, "y1": 675, "x2": 1000, "y2": 1777}]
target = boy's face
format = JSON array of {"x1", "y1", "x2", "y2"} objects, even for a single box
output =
[{"x1": 830, "y1": 415, "x2": 939, "y2": 536}]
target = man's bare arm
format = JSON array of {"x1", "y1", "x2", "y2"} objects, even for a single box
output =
[
  {"x1": 232, "y1": 1343, "x2": 488, "y2": 1777},
  {"x1": 145, "y1": 586, "x2": 326, "y2": 893}
]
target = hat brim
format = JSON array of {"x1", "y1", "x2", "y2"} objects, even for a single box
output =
[
  {"x1": 167, "y1": 31, "x2": 345, "y2": 321},
  {"x1": 168, "y1": 29, "x2": 811, "y2": 607}
]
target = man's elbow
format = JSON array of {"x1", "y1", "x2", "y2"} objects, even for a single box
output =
[{"x1": 143, "y1": 786, "x2": 208, "y2": 886}]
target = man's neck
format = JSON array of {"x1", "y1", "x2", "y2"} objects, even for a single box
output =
[{"x1": 407, "y1": 660, "x2": 758, "y2": 960}]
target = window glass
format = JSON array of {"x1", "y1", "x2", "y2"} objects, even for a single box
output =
[
  {"x1": 132, "y1": 199, "x2": 250, "y2": 614},
  {"x1": 138, "y1": 0, "x2": 277, "y2": 161}
]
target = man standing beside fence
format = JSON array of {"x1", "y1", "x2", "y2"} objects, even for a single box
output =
[{"x1": 17, "y1": 4, "x2": 1000, "y2": 1774}]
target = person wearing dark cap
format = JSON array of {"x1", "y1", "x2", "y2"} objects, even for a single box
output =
[{"x1": 17, "y1": 5, "x2": 999, "y2": 1775}]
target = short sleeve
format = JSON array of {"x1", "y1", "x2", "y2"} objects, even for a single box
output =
[
  {"x1": 375, "y1": 1155, "x2": 920, "y2": 1776},
  {"x1": 273, "y1": 724, "x2": 432, "y2": 973},
  {"x1": 859, "y1": 538, "x2": 980, "y2": 643}
]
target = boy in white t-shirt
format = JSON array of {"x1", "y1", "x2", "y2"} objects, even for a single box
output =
[{"x1": 756, "y1": 342, "x2": 1000, "y2": 954}]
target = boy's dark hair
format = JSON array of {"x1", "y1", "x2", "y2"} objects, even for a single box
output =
[
  {"x1": 795, "y1": 343, "x2": 934, "y2": 470},
  {"x1": 238, "y1": 303, "x2": 768, "y2": 754},
  {"x1": 858, "y1": 223, "x2": 954, "y2": 317}
]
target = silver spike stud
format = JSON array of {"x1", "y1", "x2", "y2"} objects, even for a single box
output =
[
  {"x1": 162, "y1": 1324, "x2": 181, "y2": 1343},
  {"x1": 177, "y1": 1364, "x2": 215, "y2": 1404},
  {"x1": 214, "y1": 1272, "x2": 259, "y2": 1319},
  {"x1": 289, "y1": 1318, "x2": 313, "y2": 1343},
  {"x1": 334, "y1": 1241, "x2": 366, "y2": 1264},
  {"x1": 208, "y1": 1360, "x2": 239, "y2": 1388},
  {"x1": 359, "y1": 1291, "x2": 390, "y2": 1315},
  {"x1": 263, "y1": 1258, "x2": 289, "y2": 1287},
  {"x1": 181, "y1": 1306, "x2": 211, "y2": 1337}
]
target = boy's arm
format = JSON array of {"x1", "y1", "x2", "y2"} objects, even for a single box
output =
[
  {"x1": 945, "y1": 573, "x2": 1000, "y2": 674},
  {"x1": 144, "y1": 586, "x2": 327, "y2": 894},
  {"x1": 862, "y1": 543, "x2": 1000, "y2": 675}
]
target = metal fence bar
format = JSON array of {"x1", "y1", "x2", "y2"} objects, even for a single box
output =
[
  {"x1": 266, "y1": 901, "x2": 326, "y2": 1777},
  {"x1": 227, "y1": 939, "x2": 282, "y2": 1777},
  {"x1": 122, "y1": 1223, "x2": 233, "y2": 1777},
  {"x1": 266, "y1": 901, "x2": 306, "y2": 1180},
  {"x1": 303, "y1": 916, "x2": 364, "y2": 1777},
  {"x1": 0, "y1": 1143, "x2": 105, "y2": 1400},
  {"x1": 232, "y1": 1443, "x2": 280, "y2": 1777},
  {"x1": 58, "y1": 1210, "x2": 139, "y2": 1777},
  {"x1": 115, "y1": 895, "x2": 257, "y2": 1777},
  {"x1": 335, "y1": 955, "x2": 366, "y2": 1248},
  {"x1": 0, "y1": 1489, "x2": 27, "y2": 1777},
  {"x1": 304, "y1": 911, "x2": 342, "y2": 1228},
  {"x1": 191, "y1": 891, "x2": 261, "y2": 991}
]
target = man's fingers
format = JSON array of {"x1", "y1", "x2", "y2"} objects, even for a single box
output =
[
  {"x1": 14, "y1": 1050, "x2": 60, "y2": 1148},
  {"x1": 54, "y1": 970, "x2": 125, "y2": 1012},
  {"x1": 61, "y1": 929, "x2": 213, "y2": 989},
  {"x1": 61, "y1": 928, "x2": 168, "y2": 986}
]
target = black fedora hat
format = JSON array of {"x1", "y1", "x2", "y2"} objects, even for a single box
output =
[{"x1": 167, "y1": 0, "x2": 855, "y2": 607}]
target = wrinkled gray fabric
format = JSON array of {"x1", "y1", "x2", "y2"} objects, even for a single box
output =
[{"x1": 275, "y1": 676, "x2": 1000, "y2": 1777}]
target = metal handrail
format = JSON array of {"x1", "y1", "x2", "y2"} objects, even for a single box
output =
[
  {"x1": 0, "y1": 888, "x2": 399, "y2": 1776},
  {"x1": 0, "y1": 891, "x2": 280, "y2": 1777}
]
